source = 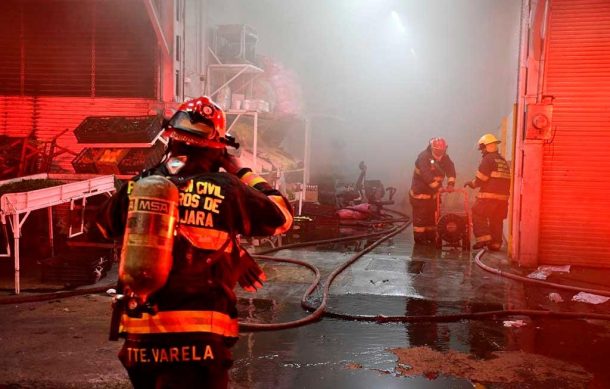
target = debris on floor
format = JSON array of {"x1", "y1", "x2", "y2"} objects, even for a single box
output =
[
  {"x1": 572, "y1": 292, "x2": 610, "y2": 305},
  {"x1": 527, "y1": 265, "x2": 571, "y2": 280},
  {"x1": 548, "y1": 292, "x2": 564, "y2": 303},
  {"x1": 503, "y1": 320, "x2": 527, "y2": 328},
  {"x1": 389, "y1": 346, "x2": 592, "y2": 387}
]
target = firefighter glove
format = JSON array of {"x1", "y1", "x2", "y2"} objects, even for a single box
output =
[
  {"x1": 237, "y1": 247, "x2": 266, "y2": 292},
  {"x1": 221, "y1": 151, "x2": 243, "y2": 175},
  {"x1": 463, "y1": 181, "x2": 475, "y2": 189}
]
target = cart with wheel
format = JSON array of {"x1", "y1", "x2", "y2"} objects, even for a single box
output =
[{"x1": 434, "y1": 188, "x2": 472, "y2": 250}]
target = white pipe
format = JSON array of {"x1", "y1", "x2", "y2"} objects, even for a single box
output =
[
  {"x1": 536, "y1": 0, "x2": 551, "y2": 101},
  {"x1": 48, "y1": 207, "x2": 54, "y2": 258},
  {"x1": 304, "y1": 118, "x2": 311, "y2": 188},
  {"x1": 253, "y1": 112, "x2": 258, "y2": 171},
  {"x1": 13, "y1": 213, "x2": 20, "y2": 294},
  {"x1": 511, "y1": 0, "x2": 531, "y2": 261}
]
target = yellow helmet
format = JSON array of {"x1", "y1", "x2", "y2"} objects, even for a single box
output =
[{"x1": 478, "y1": 133, "x2": 500, "y2": 146}]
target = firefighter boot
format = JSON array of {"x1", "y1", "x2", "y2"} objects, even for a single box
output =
[
  {"x1": 472, "y1": 241, "x2": 489, "y2": 250},
  {"x1": 414, "y1": 230, "x2": 432, "y2": 245},
  {"x1": 472, "y1": 233, "x2": 492, "y2": 250},
  {"x1": 425, "y1": 230, "x2": 436, "y2": 242},
  {"x1": 488, "y1": 242, "x2": 502, "y2": 251}
]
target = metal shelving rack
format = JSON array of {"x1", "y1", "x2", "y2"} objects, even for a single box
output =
[
  {"x1": 206, "y1": 62, "x2": 310, "y2": 196},
  {"x1": 205, "y1": 48, "x2": 311, "y2": 215},
  {"x1": 206, "y1": 62, "x2": 267, "y2": 171},
  {"x1": 206, "y1": 63, "x2": 264, "y2": 101},
  {"x1": 0, "y1": 174, "x2": 116, "y2": 294}
]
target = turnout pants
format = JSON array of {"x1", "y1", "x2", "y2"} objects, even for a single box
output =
[
  {"x1": 126, "y1": 362, "x2": 229, "y2": 389},
  {"x1": 119, "y1": 334, "x2": 233, "y2": 389},
  {"x1": 410, "y1": 195, "x2": 437, "y2": 244},
  {"x1": 471, "y1": 198, "x2": 508, "y2": 249}
]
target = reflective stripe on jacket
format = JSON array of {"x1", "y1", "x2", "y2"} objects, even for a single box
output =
[
  {"x1": 410, "y1": 148, "x2": 456, "y2": 197},
  {"x1": 120, "y1": 311, "x2": 238, "y2": 337},
  {"x1": 474, "y1": 152, "x2": 511, "y2": 200}
]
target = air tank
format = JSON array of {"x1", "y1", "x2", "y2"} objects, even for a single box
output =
[{"x1": 119, "y1": 175, "x2": 179, "y2": 304}]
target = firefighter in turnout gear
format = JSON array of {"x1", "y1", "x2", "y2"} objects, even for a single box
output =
[
  {"x1": 96, "y1": 96, "x2": 293, "y2": 389},
  {"x1": 464, "y1": 133, "x2": 511, "y2": 251},
  {"x1": 409, "y1": 137, "x2": 456, "y2": 245}
]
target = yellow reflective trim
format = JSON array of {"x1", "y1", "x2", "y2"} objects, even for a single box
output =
[
  {"x1": 490, "y1": 171, "x2": 511, "y2": 179},
  {"x1": 475, "y1": 235, "x2": 492, "y2": 243},
  {"x1": 414, "y1": 226, "x2": 436, "y2": 232},
  {"x1": 476, "y1": 171, "x2": 490, "y2": 181},
  {"x1": 241, "y1": 172, "x2": 267, "y2": 187},
  {"x1": 268, "y1": 195, "x2": 293, "y2": 235},
  {"x1": 414, "y1": 167, "x2": 421, "y2": 175},
  {"x1": 477, "y1": 192, "x2": 509, "y2": 201},
  {"x1": 95, "y1": 222, "x2": 110, "y2": 240},
  {"x1": 178, "y1": 227, "x2": 233, "y2": 252},
  {"x1": 429, "y1": 181, "x2": 440, "y2": 189},
  {"x1": 447, "y1": 177, "x2": 456, "y2": 184},
  {"x1": 410, "y1": 190, "x2": 434, "y2": 200},
  {"x1": 120, "y1": 310, "x2": 239, "y2": 337}
]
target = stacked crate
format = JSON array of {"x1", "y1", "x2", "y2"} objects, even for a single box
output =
[{"x1": 71, "y1": 115, "x2": 166, "y2": 175}]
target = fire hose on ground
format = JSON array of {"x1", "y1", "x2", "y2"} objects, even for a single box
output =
[
  {"x1": 0, "y1": 216, "x2": 403, "y2": 305},
  {"x1": 241, "y1": 209, "x2": 610, "y2": 330},
  {"x1": 2, "y1": 210, "x2": 610, "y2": 328}
]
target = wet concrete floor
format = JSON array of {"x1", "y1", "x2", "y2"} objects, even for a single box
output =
[
  {"x1": 232, "y1": 227, "x2": 610, "y2": 388},
  {"x1": 0, "y1": 224, "x2": 609, "y2": 388}
]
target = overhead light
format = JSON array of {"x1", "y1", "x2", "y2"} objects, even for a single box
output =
[{"x1": 391, "y1": 11, "x2": 406, "y2": 34}]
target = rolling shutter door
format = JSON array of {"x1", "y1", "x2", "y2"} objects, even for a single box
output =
[
  {"x1": 0, "y1": 2, "x2": 21, "y2": 95},
  {"x1": 0, "y1": 0, "x2": 161, "y2": 173},
  {"x1": 0, "y1": 96, "x2": 156, "y2": 173},
  {"x1": 95, "y1": 1, "x2": 157, "y2": 98},
  {"x1": 0, "y1": 0, "x2": 158, "y2": 98},
  {"x1": 539, "y1": 0, "x2": 610, "y2": 266},
  {"x1": 23, "y1": 2, "x2": 92, "y2": 97}
]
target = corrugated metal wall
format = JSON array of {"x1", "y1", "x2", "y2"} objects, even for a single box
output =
[
  {"x1": 0, "y1": 0, "x2": 161, "y2": 173},
  {"x1": 0, "y1": 3, "x2": 21, "y2": 95},
  {"x1": 539, "y1": 0, "x2": 610, "y2": 266},
  {"x1": 0, "y1": 97, "x2": 155, "y2": 172},
  {"x1": 23, "y1": 2, "x2": 93, "y2": 97},
  {"x1": 94, "y1": 1, "x2": 158, "y2": 98}
]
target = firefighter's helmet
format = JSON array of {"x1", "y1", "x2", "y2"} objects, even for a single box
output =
[
  {"x1": 478, "y1": 133, "x2": 500, "y2": 146},
  {"x1": 478, "y1": 133, "x2": 501, "y2": 152},
  {"x1": 429, "y1": 137, "x2": 448, "y2": 159},
  {"x1": 164, "y1": 96, "x2": 227, "y2": 148}
]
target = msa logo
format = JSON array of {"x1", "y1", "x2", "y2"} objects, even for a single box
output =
[{"x1": 130, "y1": 198, "x2": 170, "y2": 213}]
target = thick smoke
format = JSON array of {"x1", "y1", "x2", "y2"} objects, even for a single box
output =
[{"x1": 207, "y1": 0, "x2": 521, "y2": 208}]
